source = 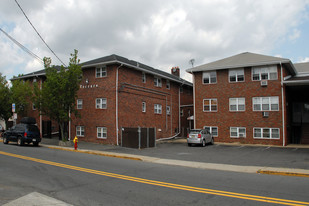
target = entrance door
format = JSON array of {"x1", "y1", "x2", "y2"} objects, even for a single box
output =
[{"x1": 292, "y1": 103, "x2": 309, "y2": 144}]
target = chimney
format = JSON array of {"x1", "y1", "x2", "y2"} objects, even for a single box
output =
[{"x1": 171, "y1": 66, "x2": 180, "y2": 77}]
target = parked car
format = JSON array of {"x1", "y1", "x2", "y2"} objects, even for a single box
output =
[
  {"x1": 3, "y1": 117, "x2": 41, "y2": 146},
  {"x1": 187, "y1": 129, "x2": 214, "y2": 147}
]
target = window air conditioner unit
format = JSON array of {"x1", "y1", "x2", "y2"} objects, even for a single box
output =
[
  {"x1": 261, "y1": 80, "x2": 268, "y2": 87},
  {"x1": 262, "y1": 111, "x2": 269, "y2": 118},
  {"x1": 239, "y1": 134, "x2": 244, "y2": 138}
]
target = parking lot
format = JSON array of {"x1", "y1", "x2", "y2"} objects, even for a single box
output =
[{"x1": 42, "y1": 137, "x2": 309, "y2": 170}]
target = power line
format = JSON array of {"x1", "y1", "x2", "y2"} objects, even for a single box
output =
[
  {"x1": 14, "y1": 0, "x2": 67, "y2": 67},
  {"x1": 0, "y1": 27, "x2": 43, "y2": 64}
]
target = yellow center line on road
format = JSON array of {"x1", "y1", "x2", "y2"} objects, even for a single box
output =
[{"x1": 1, "y1": 151, "x2": 308, "y2": 206}]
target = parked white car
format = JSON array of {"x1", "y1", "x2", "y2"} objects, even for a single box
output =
[{"x1": 187, "y1": 129, "x2": 214, "y2": 147}]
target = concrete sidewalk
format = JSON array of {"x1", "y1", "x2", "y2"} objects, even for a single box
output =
[
  {"x1": 38, "y1": 137, "x2": 309, "y2": 178},
  {"x1": 2, "y1": 137, "x2": 309, "y2": 177}
]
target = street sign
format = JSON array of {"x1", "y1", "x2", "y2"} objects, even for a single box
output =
[{"x1": 12, "y1": 103, "x2": 15, "y2": 113}]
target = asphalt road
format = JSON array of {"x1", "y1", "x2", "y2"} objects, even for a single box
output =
[{"x1": 1, "y1": 143, "x2": 309, "y2": 206}]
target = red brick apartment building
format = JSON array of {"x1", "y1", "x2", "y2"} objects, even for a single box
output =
[
  {"x1": 16, "y1": 54, "x2": 193, "y2": 145},
  {"x1": 187, "y1": 52, "x2": 309, "y2": 146}
]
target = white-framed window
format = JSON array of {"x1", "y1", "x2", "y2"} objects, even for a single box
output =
[
  {"x1": 180, "y1": 87, "x2": 183, "y2": 93},
  {"x1": 154, "y1": 104, "x2": 162, "y2": 114},
  {"x1": 96, "y1": 98, "x2": 107, "y2": 109},
  {"x1": 142, "y1": 102, "x2": 146, "y2": 112},
  {"x1": 76, "y1": 126, "x2": 84, "y2": 137},
  {"x1": 180, "y1": 108, "x2": 183, "y2": 116},
  {"x1": 167, "y1": 106, "x2": 171, "y2": 115},
  {"x1": 142, "y1": 72, "x2": 146, "y2": 83},
  {"x1": 77, "y1": 99, "x2": 83, "y2": 109},
  {"x1": 166, "y1": 80, "x2": 170, "y2": 90},
  {"x1": 254, "y1": 128, "x2": 280, "y2": 139},
  {"x1": 203, "y1": 71, "x2": 217, "y2": 84},
  {"x1": 32, "y1": 103, "x2": 36, "y2": 110},
  {"x1": 96, "y1": 66, "x2": 107, "y2": 78},
  {"x1": 253, "y1": 97, "x2": 279, "y2": 111},
  {"x1": 229, "y1": 98, "x2": 245, "y2": 111},
  {"x1": 97, "y1": 127, "x2": 107, "y2": 139},
  {"x1": 230, "y1": 127, "x2": 246, "y2": 138},
  {"x1": 229, "y1": 68, "x2": 244, "y2": 82},
  {"x1": 203, "y1": 98, "x2": 217, "y2": 112},
  {"x1": 204, "y1": 126, "x2": 218, "y2": 137},
  {"x1": 154, "y1": 77, "x2": 162, "y2": 87},
  {"x1": 252, "y1": 66, "x2": 277, "y2": 81}
]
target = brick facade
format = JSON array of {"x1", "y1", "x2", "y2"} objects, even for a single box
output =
[
  {"x1": 187, "y1": 52, "x2": 303, "y2": 146},
  {"x1": 73, "y1": 63, "x2": 192, "y2": 144},
  {"x1": 19, "y1": 55, "x2": 193, "y2": 145},
  {"x1": 193, "y1": 65, "x2": 289, "y2": 145}
]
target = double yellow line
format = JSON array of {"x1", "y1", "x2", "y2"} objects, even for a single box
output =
[{"x1": 1, "y1": 151, "x2": 308, "y2": 206}]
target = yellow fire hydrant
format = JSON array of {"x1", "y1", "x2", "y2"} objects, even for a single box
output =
[{"x1": 73, "y1": 136, "x2": 78, "y2": 150}]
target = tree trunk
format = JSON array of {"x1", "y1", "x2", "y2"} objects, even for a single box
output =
[{"x1": 59, "y1": 122, "x2": 66, "y2": 142}]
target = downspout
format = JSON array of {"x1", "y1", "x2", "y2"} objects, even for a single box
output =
[
  {"x1": 179, "y1": 84, "x2": 181, "y2": 136},
  {"x1": 170, "y1": 95, "x2": 173, "y2": 136},
  {"x1": 193, "y1": 72, "x2": 196, "y2": 129},
  {"x1": 69, "y1": 111, "x2": 71, "y2": 141},
  {"x1": 166, "y1": 96, "x2": 168, "y2": 131},
  {"x1": 39, "y1": 78, "x2": 42, "y2": 137},
  {"x1": 116, "y1": 64, "x2": 123, "y2": 146},
  {"x1": 280, "y1": 62, "x2": 285, "y2": 146}
]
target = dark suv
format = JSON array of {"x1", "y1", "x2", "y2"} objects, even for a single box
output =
[{"x1": 3, "y1": 117, "x2": 41, "y2": 146}]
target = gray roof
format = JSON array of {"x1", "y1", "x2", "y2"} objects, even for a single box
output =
[
  {"x1": 82, "y1": 54, "x2": 192, "y2": 86},
  {"x1": 294, "y1": 62, "x2": 309, "y2": 73},
  {"x1": 13, "y1": 54, "x2": 192, "y2": 87},
  {"x1": 186, "y1": 52, "x2": 296, "y2": 75},
  {"x1": 11, "y1": 66, "x2": 62, "y2": 80}
]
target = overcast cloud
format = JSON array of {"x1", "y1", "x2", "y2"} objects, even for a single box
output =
[{"x1": 1, "y1": 0, "x2": 309, "y2": 82}]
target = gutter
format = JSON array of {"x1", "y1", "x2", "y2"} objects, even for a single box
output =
[
  {"x1": 283, "y1": 80, "x2": 309, "y2": 85},
  {"x1": 186, "y1": 60, "x2": 295, "y2": 75},
  {"x1": 280, "y1": 63, "x2": 285, "y2": 146},
  {"x1": 116, "y1": 64, "x2": 123, "y2": 146}
]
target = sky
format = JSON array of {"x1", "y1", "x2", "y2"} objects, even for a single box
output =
[{"x1": 0, "y1": 0, "x2": 309, "y2": 82}]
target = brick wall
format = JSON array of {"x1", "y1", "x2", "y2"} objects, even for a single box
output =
[
  {"x1": 117, "y1": 66, "x2": 181, "y2": 141},
  {"x1": 70, "y1": 64, "x2": 192, "y2": 144},
  {"x1": 71, "y1": 64, "x2": 117, "y2": 144},
  {"x1": 22, "y1": 62, "x2": 193, "y2": 145},
  {"x1": 193, "y1": 65, "x2": 289, "y2": 145}
]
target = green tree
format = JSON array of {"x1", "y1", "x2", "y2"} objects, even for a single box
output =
[
  {"x1": 0, "y1": 73, "x2": 11, "y2": 126},
  {"x1": 34, "y1": 50, "x2": 82, "y2": 141},
  {"x1": 10, "y1": 79, "x2": 32, "y2": 116}
]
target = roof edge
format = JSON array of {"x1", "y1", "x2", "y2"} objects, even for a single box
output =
[{"x1": 186, "y1": 59, "x2": 291, "y2": 73}]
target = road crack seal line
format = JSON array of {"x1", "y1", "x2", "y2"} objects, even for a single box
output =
[{"x1": 1, "y1": 151, "x2": 309, "y2": 206}]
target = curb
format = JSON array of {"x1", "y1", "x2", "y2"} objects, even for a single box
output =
[
  {"x1": 44, "y1": 145, "x2": 143, "y2": 161},
  {"x1": 257, "y1": 170, "x2": 309, "y2": 178},
  {"x1": 42, "y1": 144, "x2": 309, "y2": 178},
  {"x1": 2, "y1": 139, "x2": 309, "y2": 178}
]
